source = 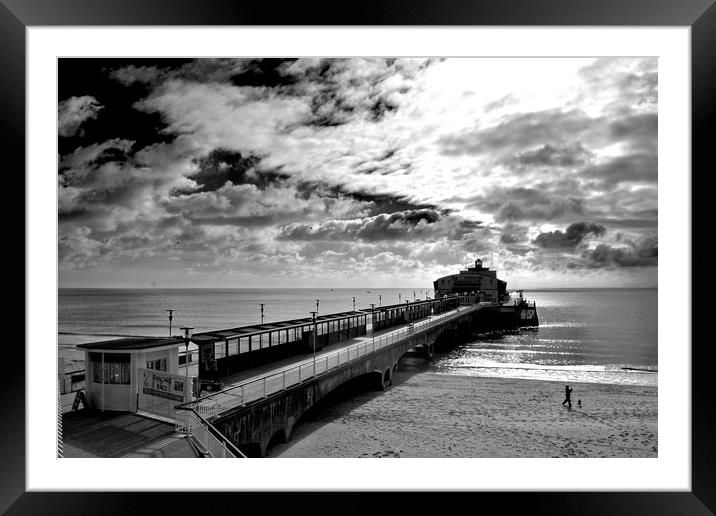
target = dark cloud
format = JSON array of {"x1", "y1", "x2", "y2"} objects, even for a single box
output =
[
  {"x1": 609, "y1": 112, "x2": 657, "y2": 141},
  {"x1": 229, "y1": 59, "x2": 300, "y2": 88},
  {"x1": 499, "y1": 224, "x2": 529, "y2": 244},
  {"x1": 505, "y1": 143, "x2": 592, "y2": 169},
  {"x1": 582, "y1": 153, "x2": 656, "y2": 186},
  {"x1": 297, "y1": 183, "x2": 442, "y2": 217},
  {"x1": 370, "y1": 97, "x2": 399, "y2": 121},
  {"x1": 570, "y1": 236, "x2": 658, "y2": 268},
  {"x1": 533, "y1": 221, "x2": 606, "y2": 248},
  {"x1": 467, "y1": 187, "x2": 585, "y2": 222},
  {"x1": 183, "y1": 148, "x2": 286, "y2": 193},
  {"x1": 278, "y1": 209, "x2": 459, "y2": 242},
  {"x1": 496, "y1": 197, "x2": 585, "y2": 222}
]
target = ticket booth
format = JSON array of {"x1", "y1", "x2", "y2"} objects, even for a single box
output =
[{"x1": 77, "y1": 336, "x2": 189, "y2": 413}]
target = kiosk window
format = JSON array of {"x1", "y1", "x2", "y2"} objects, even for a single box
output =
[{"x1": 91, "y1": 353, "x2": 131, "y2": 384}]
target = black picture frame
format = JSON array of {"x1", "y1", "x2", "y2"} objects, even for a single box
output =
[{"x1": 5, "y1": 0, "x2": 711, "y2": 513}]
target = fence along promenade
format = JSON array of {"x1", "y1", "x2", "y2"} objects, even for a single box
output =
[{"x1": 178, "y1": 303, "x2": 483, "y2": 419}]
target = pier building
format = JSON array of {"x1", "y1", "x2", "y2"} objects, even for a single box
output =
[{"x1": 433, "y1": 259, "x2": 507, "y2": 302}]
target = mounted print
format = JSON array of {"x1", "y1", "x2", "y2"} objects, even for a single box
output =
[{"x1": 57, "y1": 57, "x2": 658, "y2": 459}]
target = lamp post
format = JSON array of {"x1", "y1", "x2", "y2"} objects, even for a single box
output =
[
  {"x1": 413, "y1": 290, "x2": 416, "y2": 302},
  {"x1": 398, "y1": 293, "x2": 401, "y2": 303},
  {"x1": 180, "y1": 326, "x2": 194, "y2": 402},
  {"x1": 259, "y1": 303, "x2": 265, "y2": 325},
  {"x1": 379, "y1": 294, "x2": 381, "y2": 307},
  {"x1": 315, "y1": 299, "x2": 320, "y2": 313},
  {"x1": 166, "y1": 309, "x2": 175, "y2": 337},
  {"x1": 310, "y1": 311, "x2": 318, "y2": 376},
  {"x1": 369, "y1": 303, "x2": 376, "y2": 348},
  {"x1": 352, "y1": 296, "x2": 356, "y2": 311}
]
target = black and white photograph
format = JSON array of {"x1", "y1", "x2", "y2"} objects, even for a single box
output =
[{"x1": 57, "y1": 56, "x2": 660, "y2": 460}]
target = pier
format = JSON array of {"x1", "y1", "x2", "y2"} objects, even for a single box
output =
[
  {"x1": 176, "y1": 296, "x2": 535, "y2": 457},
  {"x1": 69, "y1": 292, "x2": 537, "y2": 458}
]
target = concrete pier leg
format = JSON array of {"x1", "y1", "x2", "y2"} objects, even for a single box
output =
[{"x1": 423, "y1": 343, "x2": 434, "y2": 361}]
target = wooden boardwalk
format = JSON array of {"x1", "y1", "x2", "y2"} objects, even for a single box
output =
[{"x1": 61, "y1": 411, "x2": 202, "y2": 458}]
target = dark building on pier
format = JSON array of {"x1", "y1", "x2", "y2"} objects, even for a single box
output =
[{"x1": 433, "y1": 258, "x2": 507, "y2": 303}]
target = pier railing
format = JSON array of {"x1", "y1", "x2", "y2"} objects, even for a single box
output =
[
  {"x1": 179, "y1": 304, "x2": 482, "y2": 419},
  {"x1": 175, "y1": 406, "x2": 246, "y2": 458}
]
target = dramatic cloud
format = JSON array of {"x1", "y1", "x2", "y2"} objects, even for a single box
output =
[
  {"x1": 533, "y1": 222, "x2": 607, "y2": 249},
  {"x1": 57, "y1": 57, "x2": 658, "y2": 288},
  {"x1": 504, "y1": 143, "x2": 592, "y2": 169},
  {"x1": 569, "y1": 236, "x2": 658, "y2": 269},
  {"x1": 278, "y1": 209, "x2": 454, "y2": 242},
  {"x1": 58, "y1": 96, "x2": 103, "y2": 137}
]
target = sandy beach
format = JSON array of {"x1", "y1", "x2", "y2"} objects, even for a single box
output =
[{"x1": 268, "y1": 363, "x2": 657, "y2": 458}]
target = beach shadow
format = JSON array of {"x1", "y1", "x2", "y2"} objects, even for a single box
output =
[{"x1": 265, "y1": 355, "x2": 433, "y2": 457}]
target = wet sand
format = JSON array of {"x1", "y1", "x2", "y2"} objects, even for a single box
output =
[{"x1": 268, "y1": 365, "x2": 657, "y2": 458}]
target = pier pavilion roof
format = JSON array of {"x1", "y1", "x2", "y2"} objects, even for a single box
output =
[{"x1": 77, "y1": 336, "x2": 185, "y2": 351}]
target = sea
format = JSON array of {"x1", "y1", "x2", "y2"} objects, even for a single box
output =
[{"x1": 58, "y1": 287, "x2": 657, "y2": 387}]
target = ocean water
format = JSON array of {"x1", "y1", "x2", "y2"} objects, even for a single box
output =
[
  {"x1": 58, "y1": 288, "x2": 657, "y2": 386},
  {"x1": 434, "y1": 289, "x2": 657, "y2": 387}
]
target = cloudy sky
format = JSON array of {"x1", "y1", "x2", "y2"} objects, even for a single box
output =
[{"x1": 58, "y1": 58, "x2": 657, "y2": 289}]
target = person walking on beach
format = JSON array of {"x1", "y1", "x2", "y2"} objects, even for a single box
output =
[{"x1": 562, "y1": 385, "x2": 573, "y2": 408}]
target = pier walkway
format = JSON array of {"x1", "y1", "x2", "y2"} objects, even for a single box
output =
[{"x1": 180, "y1": 303, "x2": 485, "y2": 421}]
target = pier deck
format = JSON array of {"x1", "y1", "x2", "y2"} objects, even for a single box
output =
[
  {"x1": 183, "y1": 304, "x2": 482, "y2": 420},
  {"x1": 61, "y1": 411, "x2": 202, "y2": 458}
]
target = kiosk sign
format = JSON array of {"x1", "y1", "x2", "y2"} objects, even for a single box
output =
[{"x1": 140, "y1": 368, "x2": 186, "y2": 402}]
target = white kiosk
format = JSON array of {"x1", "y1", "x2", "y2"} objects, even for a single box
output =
[{"x1": 77, "y1": 336, "x2": 192, "y2": 417}]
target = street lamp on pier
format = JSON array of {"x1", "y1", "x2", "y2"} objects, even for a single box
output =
[
  {"x1": 166, "y1": 309, "x2": 175, "y2": 337},
  {"x1": 180, "y1": 326, "x2": 194, "y2": 402},
  {"x1": 369, "y1": 303, "x2": 376, "y2": 348},
  {"x1": 398, "y1": 293, "x2": 401, "y2": 303},
  {"x1": 259, "y1": 303, "x2": 265, "y2": 325},
  {"x1": 310, "y1": 311, "x2": 318, "y2": 375},
  {"x1": 352, "y1": 296, "x2": 356, "y2": 311},
  {"x1": 379, "y1": 294, "x2": 381, "y2": 307}
]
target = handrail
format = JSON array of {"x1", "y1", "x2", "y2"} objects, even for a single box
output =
[
  {"x1": 177, "y1": 304, "x2": 482, "y2": 418},
  {"x1": 175, "y1": 406, "x2": 246, "y2": 458}
]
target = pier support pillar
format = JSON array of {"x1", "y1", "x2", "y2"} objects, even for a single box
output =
[{"x1": 423, "y1": 343, "x2": 434, "y2": 361}]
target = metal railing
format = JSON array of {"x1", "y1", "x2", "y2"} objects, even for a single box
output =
[
  {"x1": 179, "y1": 304, "x2": 482, "y2": 419},
  {"x1": 175, "y1": 407, "x2": 246, "y2": 458}
]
